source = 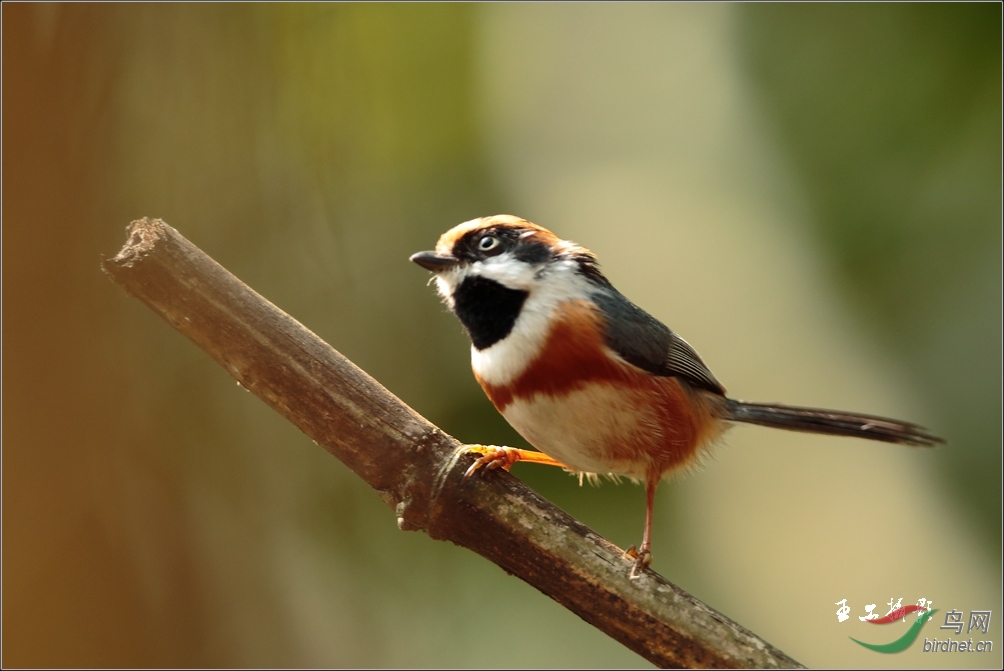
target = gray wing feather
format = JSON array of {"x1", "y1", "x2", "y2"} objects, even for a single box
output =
[{"x1": 591, "y1": 290, "x2": 725, "y2": 395}]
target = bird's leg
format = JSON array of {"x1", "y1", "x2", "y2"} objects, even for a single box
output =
[
  {"x1": 625, "y1": 476, "x2": 658, "y2": 579},
  {"x1": 462, "y1": 445, "x2": 568, "y2": 480}
]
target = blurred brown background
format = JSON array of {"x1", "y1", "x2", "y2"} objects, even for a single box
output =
[{"x1": 3, "y1": 3, "x2": 1000, "y2": 668}]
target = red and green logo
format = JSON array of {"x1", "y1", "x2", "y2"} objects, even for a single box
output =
[{"x1": 850, "y1": 606, "x2": 938, "y2": 653}]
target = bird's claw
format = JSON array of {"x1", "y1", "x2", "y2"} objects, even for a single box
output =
[
  {"x1": 624, "y1": 544, "x2": 652, "y2": 580},
  {"x1": 462, "y1": 445, "x2": 519, "y2": 481}
]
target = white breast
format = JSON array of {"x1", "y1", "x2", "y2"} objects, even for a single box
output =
[{"x1": 500, "y1": 383, "x2": 657, "y2": 478}]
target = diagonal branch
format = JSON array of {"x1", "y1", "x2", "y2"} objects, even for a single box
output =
[{"x1": 102, "y1": 218, "x2": 803, "y2": 669}]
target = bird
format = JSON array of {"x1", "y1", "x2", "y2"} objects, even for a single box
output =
[{"x1": 410, "y1": 214, "x2": 943, "y2": 579}]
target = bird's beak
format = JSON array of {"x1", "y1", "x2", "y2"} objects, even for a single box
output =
[{"x1": 410, "y1": 251, "x2": 459, "y2": 272}]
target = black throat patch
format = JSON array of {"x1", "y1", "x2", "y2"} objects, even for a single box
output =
[{"x1": 452, "y1": 275, "x2": 528, "y2": 350}]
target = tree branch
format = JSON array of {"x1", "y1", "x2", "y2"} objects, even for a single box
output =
[{"x1": 102, "y1": 218, "x2": 803, "y2": 669}]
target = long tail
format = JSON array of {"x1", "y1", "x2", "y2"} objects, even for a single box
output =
[{"x1": 724, "y1": 399, "x2": 943, "y2": 447}]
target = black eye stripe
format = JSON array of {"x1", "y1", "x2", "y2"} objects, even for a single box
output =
[
  {"x1": 453, "y1": 227, "x2": 520, "y2": 260},
  {"x1": 512, "y1": 241, "x2": 550, "y2": 264},
  {"x1": 451, "y1": 228, "x2": 555, "y2": 265}
]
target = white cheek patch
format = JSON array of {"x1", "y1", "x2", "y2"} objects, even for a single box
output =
[
  {"x1": 434, "y1": 271, "x2": 461, "y2": 306},
  {"x1": 473, "y1": 253, "x2": 539, "y2": 290},
  {"x1": 433, "y1": 251, "x2": 536, "y2": 303}
]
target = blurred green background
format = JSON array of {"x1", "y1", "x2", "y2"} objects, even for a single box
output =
[{"x1": 3, "y1": 3, "x2": 1000, "y2": 668}]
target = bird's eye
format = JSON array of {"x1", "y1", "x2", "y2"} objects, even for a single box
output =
[{"x1": 478, "y1": 235, "x2": 500, "y2": 252}]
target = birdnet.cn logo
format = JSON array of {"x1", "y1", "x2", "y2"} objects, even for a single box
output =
[{"x1": 834, "y1": 597, "x2": 994, "y2": 654}]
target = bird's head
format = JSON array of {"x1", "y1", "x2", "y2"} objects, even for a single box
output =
[
  {"x1": 411, "y1": 214, "x2": 605, "y2": 304},
  {"x1": 410, "y1": 215, "x2": 609, "y2": 351}
]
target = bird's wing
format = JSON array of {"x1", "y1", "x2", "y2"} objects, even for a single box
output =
[{"x1": 591, "y1": 289, "x2": 725, "y2": 395}]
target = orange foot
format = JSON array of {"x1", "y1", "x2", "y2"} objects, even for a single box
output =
[
  {"x1": 461, "y1": 445, "x2": 567, "y2": 481},
  {"x1": 623, "y1": 544, "x2": 652, "y2": 580}
]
